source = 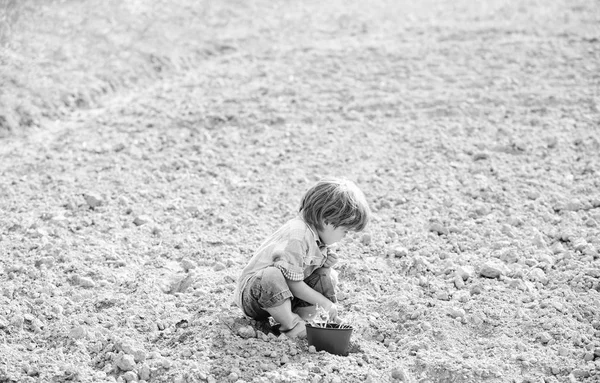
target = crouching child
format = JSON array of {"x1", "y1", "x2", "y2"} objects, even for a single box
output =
[{"x1": 233, "y1": 178, "x2": 371, "y2": 338}]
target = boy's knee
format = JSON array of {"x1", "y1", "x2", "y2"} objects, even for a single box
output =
[
  {"x1": 260, "y1": 266, "x2": 287, "y2": 289},
  {"x1": 316, "y1": 267, "x2": 337, "y2": 281}
]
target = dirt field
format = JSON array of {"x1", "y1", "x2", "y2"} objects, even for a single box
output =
[{"x1": 1, "y1": 0, "x2": 600, "y2": 382}]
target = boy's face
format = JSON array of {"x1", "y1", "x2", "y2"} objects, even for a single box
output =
[{"x1": 318, "y1": 223, "x2": 350, "y2": 245}]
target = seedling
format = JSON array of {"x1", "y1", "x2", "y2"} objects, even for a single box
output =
[{"x1": 308, "y1": 304, "x2": 352, "y2": 329}]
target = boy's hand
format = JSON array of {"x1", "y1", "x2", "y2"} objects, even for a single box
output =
[
  {"x1": 323, "y1": 251, "x2": 338, "y2": 268},
  {"x1": 323, "y1": 301, "x2": 339, "y2": 323}
]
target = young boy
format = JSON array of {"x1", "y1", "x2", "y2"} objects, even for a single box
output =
[{"x1": 234, "y1": 178, "x2": 371, "y2": 338}]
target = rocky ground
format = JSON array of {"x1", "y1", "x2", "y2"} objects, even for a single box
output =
[{"x1": 1, "y1": 0, "x2": 600, "y2": 382}]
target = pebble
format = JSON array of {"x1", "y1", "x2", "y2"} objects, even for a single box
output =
[
  {"x1": 84, "y1": 193, "x2": 104, "y2": 208},
  {"x1": 571, "y1": 369, "x2": 590, "y2": 378},
  {"x1": 454, "y1": 275, "x2": 465, "y2": 289},
  {"x1": 122, "y1": 371, "x2": 138, "y2": 382},
  {"x1": 69, "y1": 325, "x2": 88, "y2": 340},
  {"x1": 538, "y1": 332, "x2": 552, "y2": 344},
  {"x1": 180, "y1": 258, "x2": 196, "y2": 271},
  {"x1": 470, "y1": 284, "x2": 484, "y2": 295},
  {"x1": 361, "y1": 233, "x2": 372, "y2": 245},
  {"x1": 456, "y1": 265, "x2": 474, "y2": 281},
  {"x1": 429, "y1": 223, "x2": 449, "y2": 236},
  {"x1": 435, "y1": 291, "x2": 450, "y2": 301},
  {"x1": 528, "y1": 268, "x2": 548, "y2": 285},
  {"x1": 551, "y1": 242, "x2": 565, "y2": 254},
  {"x1": 133, "y1": 215, "x2": 151, "y2": 226},
  {"x1": 392, "y1": 246, "x2": 409, "y2": 258},
  {"x1": 213, "y1": 262, "x2": 226, "y2": 271},
  {"x1": 115, "y1": 354, "x2": 136, "y2": 371},
  {"x1": 73, "y1": 275, "x2": 96, "y2": 288},
  {"x1": 237, "y1": 325, "x2": 256, "y2": 339},
  {"x1": 448, "y1": 308, "x2": 466, "y2": 319},
  {"x1": 139, "y1": 364, "x2": 151, "y2": 380},
  {"x1": 308, "y1": 345, "x2": 317, "y2": 353},
  {"x1": 391, "y1": 367, "x2": 410, "y2": 381},
  {"x1": 479, "y1": 261, "x2": 507, "y2": 279}
]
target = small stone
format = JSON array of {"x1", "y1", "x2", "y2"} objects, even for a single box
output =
[
  {"x1": 583, "y1": 352, "x2": 594, "y2": 361},
  {"x1": 429, "y1": 223, "x2": 449, "y2": 236},
  {"x1": 139, "y1": 364, "x2": 151, "y2": 380},
  {"x1": 259, "y1": 362, "x2": 274, "y2": 371},
  {"x1": 237, "y1": 325, "x2": 256, "y2": 339},
  {"x1": 479, "y1": 261, "x2": 507, "y2": 279},
  {"x1": 435, "y1": 291, "x2": 450, "y2": 301},
  {"x1": 308, "y1": 345, "x2": 317, "y2": 353},
  {"x1": 133, "y1": 215, "x2": 151, "y2": 226},
  {"x1": 456, "y1": 265, "x2": 474, "y2": 281},
  {"x1": 473, "y1": 152, "x2": 489, "y2": 161},
  {"x1": 538, "y1": 332, "x2": 552, "y2": 344},
  {"x1": 470, "y1": 284, "x2": 484, "y2": 295},
  {"x1": 84, "y1": 193, "x2": 104, "y2": 208},
  {"x1": 571, "y1": 369, "x2": 590, "y2": 378},
  {"x1": 448, "y1": 308, "x2": 466, "y2": 319},
  {"x1": 132, "y1": 349, "x2": 146, "y2": 363},
  {"x1": 168, "y1": 273, "x2": 196, "y2": 294},
  {"x1": 528, "y1": 268, "x2": 548, "y2": 285},
  {"x1": 123, "y1": 371, "x2": 138, "y2": 382},
  {"x1": 361, "y1": 233, "x2": 372, "y2": 245},
  {"x1": 69, "y1": 325, "x2": 87, "y2": 340},
  {"x1": 213, "y1": 262, "x2": 226, "y2": 271},
  {"x1": 454, "y1": 275, "x2": 465, "y2": 289},
  {"x1": 26, "y1": 366, "x2": 39, "y2": 377},
  {"x1": 73, "y1": 275, "x2": 96, "y2": 288},
  {"x1": 180, "y1": 259, "x2": 196, "y2": 271},
  {"x1": 393, "y1": 247, "x2": 409, "y2": 258},
  {"x1": 280, "y1": 355, "x2": 289, "y2": 364},
  {"x1": 391, "y1": 367, "x2": 410, "y2": 381},
  {"x1": 562, "y1": 199, "x2": 584, "y2": 211},
  {"x1": 115, "y1": 354, "x2": 136, "y2": 371},
  {"x1": 551, "y1": 242, "x2": 565, "y2": 254}
]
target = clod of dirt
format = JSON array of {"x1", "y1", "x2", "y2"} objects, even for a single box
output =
[
  {"x1": 83, "y1": 192, "x2": 104, "y2": 208},
  {"x1": 479, "y1": 261, "x2": 508, "y2": 279},
  {"x1": 133, "y1": 215, "x2": 151, "y2": 226}
]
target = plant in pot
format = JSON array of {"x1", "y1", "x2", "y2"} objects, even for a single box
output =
[{"x1": 305, "y1": 305, "x2": 353, "y2": 356}]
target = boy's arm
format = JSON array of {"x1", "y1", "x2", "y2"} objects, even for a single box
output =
[{"x1": 286, "y1": 280, "x2": 330, "y2": 306}]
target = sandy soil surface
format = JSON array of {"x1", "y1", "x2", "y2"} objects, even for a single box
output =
[{"x1": 1, "y1": 0, "x2": 600, "y2": 382}]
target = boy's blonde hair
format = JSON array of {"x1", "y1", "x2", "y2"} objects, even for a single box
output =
[{"x1": 299, "y1": 178, "x2": 370, "y2": 232}]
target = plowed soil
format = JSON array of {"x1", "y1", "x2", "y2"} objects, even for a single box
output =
[{"x1": 1, "y1": 0, "x2": 599, "y2": 382}]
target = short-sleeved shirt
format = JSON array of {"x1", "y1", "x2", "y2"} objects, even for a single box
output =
[{"x1": 234, "y1": 216, "x2": 329, "y2": 309}]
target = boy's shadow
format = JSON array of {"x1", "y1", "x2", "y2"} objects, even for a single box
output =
[{"x1": 221, "y1": 315, "x2": 283, "y2": 338}]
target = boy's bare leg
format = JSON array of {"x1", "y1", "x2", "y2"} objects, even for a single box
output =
[
  {"x1": 294, "y1": 305, "x2": 317, "y2": 321},
  {"x1": 265, "y1": 299, "x2": 306, "y2": 338}
]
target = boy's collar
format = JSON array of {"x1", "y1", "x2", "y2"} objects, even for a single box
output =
[{"x1": 300, "y1": 216, "x2": 326, "y2": 248}]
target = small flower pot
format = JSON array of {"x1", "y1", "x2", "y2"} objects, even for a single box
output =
[{"x1": 305, "y1": 323, "x2": 353, "y2": 356}]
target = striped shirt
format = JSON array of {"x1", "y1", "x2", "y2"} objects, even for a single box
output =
[{"x1": 234, "y1": 216, "x2": 331, "y2": 309}]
